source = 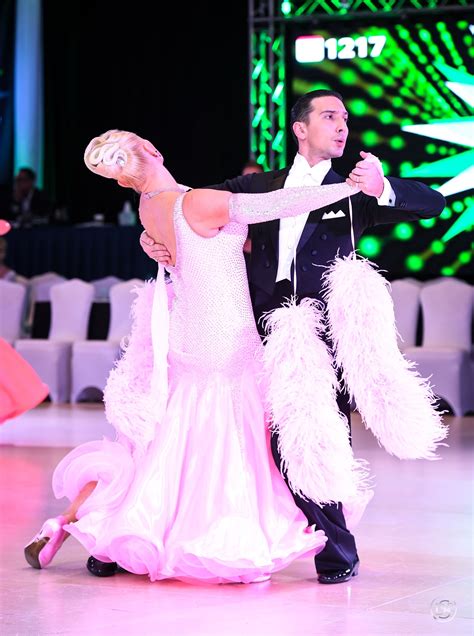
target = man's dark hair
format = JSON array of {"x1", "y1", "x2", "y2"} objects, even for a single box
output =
[
  {"x1": 289, "y1": 89, "x2": 344, "y2": 144},
  {"x1": 18, "y1": 167, "x2": 36, "y2": 181}
]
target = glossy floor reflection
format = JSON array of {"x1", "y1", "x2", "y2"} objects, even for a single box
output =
[{"x1": 0, "y1": 406, "x2": 472, "y2": 635}]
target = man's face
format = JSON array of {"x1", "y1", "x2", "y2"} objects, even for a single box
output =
[
  {"x1": 14, "y1": 171, "x2": 35, "y2": 197},
  {"x1": 296, "y1": 96, "x2": 349, "y2": 160}
]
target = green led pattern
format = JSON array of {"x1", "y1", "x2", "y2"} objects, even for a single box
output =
[
  {"x1": 252, "y1": 1, "x2": 470, "y2": 173},
  {"x1": 251, "y1": 3, "x2": 473, "y2": 279},
  {"x1": 358, "y1": 236, "x2": 382, "y2": 258},
  {"x1": 249, "y1": 30, "x2": 287, "y2": 171},
  {"x1": 283, "y1": 1, "x2": 470, "y2": 16},
  {"x1": 406, "y1": 255, "x2": 425, "y2": 272},
  {"x1": 419, "y1": 218, "x2": 436, "y2": 229},
  {"x1": 393, "y1": 223, "x2": 414, "y2": 241},
  {"x1": 287, "y1": 15, "x2": 473, "y2": 279}
]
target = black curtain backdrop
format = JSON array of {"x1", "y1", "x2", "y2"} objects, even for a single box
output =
[{"x1": 42, "y1": 1, "x2": 249, "y2": 223}]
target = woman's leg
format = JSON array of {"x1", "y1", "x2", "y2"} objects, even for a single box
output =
[
  {"x1": 24, "y1": 481, "x2": 97, "y2": 569},
  {"x1": 62, "y1": 480, "x2": 97, "y2": 523}
]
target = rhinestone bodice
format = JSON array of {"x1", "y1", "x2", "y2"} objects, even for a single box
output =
[{"x1": 167, "y1": 194, "x2": 262, "y2": 377}]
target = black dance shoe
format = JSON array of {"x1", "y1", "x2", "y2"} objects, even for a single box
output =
[
  {"x1": 86, "y1": 556, "x2": 118, "y2": 577},
  {"x1": 317, "y1": 559, "x2": 360, "y2": 584}
]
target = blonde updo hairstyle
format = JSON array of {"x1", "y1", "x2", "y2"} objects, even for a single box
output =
[{"x1": 84, "y1": 129, "x2": 150, "y2": 192}]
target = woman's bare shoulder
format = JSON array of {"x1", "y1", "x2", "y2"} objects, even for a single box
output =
[{"x1": 183, "y1": 189, "x2": 231, "y2": 232}]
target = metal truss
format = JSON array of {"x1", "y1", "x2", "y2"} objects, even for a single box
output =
[{"x1": 248, "y1": 0, "x2": 474, "y2": 169}]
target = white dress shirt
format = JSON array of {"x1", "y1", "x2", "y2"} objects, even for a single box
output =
[{"x1": 276, "y1": 153, "x2": 396, "y2": 283}]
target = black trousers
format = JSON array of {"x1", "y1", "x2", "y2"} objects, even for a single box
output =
[{"x1": 254, "y1": 279, "x2": 358, "y2": 574}]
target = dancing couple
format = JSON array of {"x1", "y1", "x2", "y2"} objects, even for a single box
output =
[{"x1": 24, "y1": 91, "x2": 446, "y2": 584}]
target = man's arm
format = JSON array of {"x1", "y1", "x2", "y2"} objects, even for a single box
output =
[
  {"x1": 348, "y1": 151, "x2": 445, "y2": 227},
  {"x1": 359, "y1": 177, "x2": 445, "y2": 228},
  {"x1": 205, "y1": 172, "x2": 260, "y2": 193}
]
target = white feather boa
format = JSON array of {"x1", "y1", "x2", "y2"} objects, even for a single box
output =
[
  {"x1": 322, "y1": 254, "x2": 448, "y2": 460},
  {"x1": 103, "y1": 279, "x2": 160, "y2": 457},
  {"x1": 261, "y1": 296, "x2": 372, "y2": 507}
]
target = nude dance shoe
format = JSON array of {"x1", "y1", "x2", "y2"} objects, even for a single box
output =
[{"x1": 24, "y1": 515, "x2": 68, "y2": 569}]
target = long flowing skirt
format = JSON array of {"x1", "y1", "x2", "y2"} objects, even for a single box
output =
[
  {"x1": 0, "y1": 338, "x2": 48, "y2": 424},
  {"x1": 53, "y1": 363, "x2": 326, "y2": 583}
]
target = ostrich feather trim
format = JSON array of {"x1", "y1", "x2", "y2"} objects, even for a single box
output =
[
  {"x1": 103, "y1": 277, "x2": 166, "y2": 457},
  {"x1": 322, "y1": 254, "x2": 448, "y2": 460},
  {"x1": 261, "y1": 296, "x2": 372, "y2": 507}
]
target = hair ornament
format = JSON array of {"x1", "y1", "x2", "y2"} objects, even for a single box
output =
[{"x1": 87, "y1": 142, "x2": 127, "y2": 168}]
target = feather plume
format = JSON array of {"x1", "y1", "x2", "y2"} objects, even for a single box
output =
[
  {"x1": 103, "y1": 279, "x2": 160, "y2": 456},
  {"x1": 261, "y1": 296, "x2": 372, "y2": 507},
  {"x1": 322, "y1": 254, "x2": 448, "y2": 460}
]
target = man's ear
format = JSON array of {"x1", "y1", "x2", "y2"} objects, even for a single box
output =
[{"x1": 292, "y1": 121, "x2": 306, "y2": 140}]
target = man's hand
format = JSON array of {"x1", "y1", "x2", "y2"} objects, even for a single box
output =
[
  {"x1": 140, "y1": 230, "x2": 171, "y2": 265},
  {"x1": 347, "y1": 151, "x2": 384, "y2": 198}
]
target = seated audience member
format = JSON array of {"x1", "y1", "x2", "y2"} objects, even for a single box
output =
[
  {"x1": 0, "y1": 167, "x2": 53, "y2": 228},
  {"x1": 241, "y1": 159, "x2": 264, "y2": 176}
]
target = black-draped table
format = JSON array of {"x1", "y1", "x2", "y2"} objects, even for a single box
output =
[{"x1": 5, "y1": 225, "x2": 157, "y2": 281}]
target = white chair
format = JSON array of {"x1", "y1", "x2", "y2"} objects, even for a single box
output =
[
  {"x1": 15, "y1": 279, "x2": 95, "y2": 403},
  {"x1": 71, "y1": 279, "x2": 144, "y2": 402},
  {"x1": 29, "y1": 272, "x2": 67, "y2": 302},
  {"x1": 0, "y1": 280, "x2": 27, "y2": 343},
  {"x1": 25, "y1": 272, "x2": 67, "y2": 334},
  {"x1": 404, "y1": 278, "x2": 474, "y2": 416},
  {"x1": 389, "y1": 278, "x2": 422, "y2": 351},
  {"x1": 91, "y1": 275, "x2": 123, "y2": 301}
]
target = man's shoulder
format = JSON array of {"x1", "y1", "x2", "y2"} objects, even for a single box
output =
[
  {"x1": 265, "y1": 166, "x2": 290, "y2": 178},
  {"x1": 253, "y1": 166, "x2": 289, "y2": 184},
  {"x1": 220, "y1": 166, "x2": 290, "y2": 193},
  {"x1": 322, "y1": 168, "x2": 345, "y2": 185}
]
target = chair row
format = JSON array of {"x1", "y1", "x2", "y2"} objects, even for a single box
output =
[
  {"x1": 389, "y1": 277, "x2": 473, "y2": 416},
  {"x1": 2, "y1": 276, "x2": 473, "y2": 413},
  {"x1": 1, "y1": 272, "x2": 128, "y2": 341},
  {"x1": 1, "y1": 277, "x2": 144, "y2": 403}
]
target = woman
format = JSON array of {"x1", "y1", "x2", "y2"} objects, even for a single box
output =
[
  {"x1": 25, "y1": 130, "x2": 361, "y2": 583},
  {"x1": 0, "y1": 220, "x2": 48, "y2": 422}
]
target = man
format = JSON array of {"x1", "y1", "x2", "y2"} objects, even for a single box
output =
[
  {"x1": 137, "y1": 89, "x2": 445, "y2": 583},
  {"x1": 0, "y1": 167, "x2": 53, "y2": 228}
]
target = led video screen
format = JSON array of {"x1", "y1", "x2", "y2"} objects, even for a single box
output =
[{"x1": 288, "y1": 14, "x2": 473, "y2": 279}]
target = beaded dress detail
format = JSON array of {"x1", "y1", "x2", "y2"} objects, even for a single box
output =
[{"x1": 52, "y1": 183, "x2": 356, "y2": 583}]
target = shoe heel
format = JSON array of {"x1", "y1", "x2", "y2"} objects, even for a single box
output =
[
  {"x1": 24, "y1": 516, "x2": 68, "y2": 569},
  {"x1": 24, "y1": 537, "x2": 50, "y2": 569}
]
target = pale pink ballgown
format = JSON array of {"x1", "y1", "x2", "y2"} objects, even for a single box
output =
[{"x1": 53, "y1": 184, "x2": 357, "y2": 583}]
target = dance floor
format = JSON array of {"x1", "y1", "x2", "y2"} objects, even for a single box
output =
[{"x1": 0, "y1": 404, "x2": 472, "y2": 635}]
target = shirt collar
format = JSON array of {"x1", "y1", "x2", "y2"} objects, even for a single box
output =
[{"x1": 288, "y1": 154, "x2": 332, "y2": 183}]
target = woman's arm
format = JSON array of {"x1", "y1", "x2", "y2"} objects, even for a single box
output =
[
  {"x1": 182, "y1": 182, "x2": 359, "y2": 235},
  {"x1": 181, "y1": 189, "x2": 232, "y2": 236},
  {"x1": 139, "y1": 182, "x2": 360, "y2": 244},
  {"x1": 228, "y1": 183, "x2": 359, "y2": 225}
]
